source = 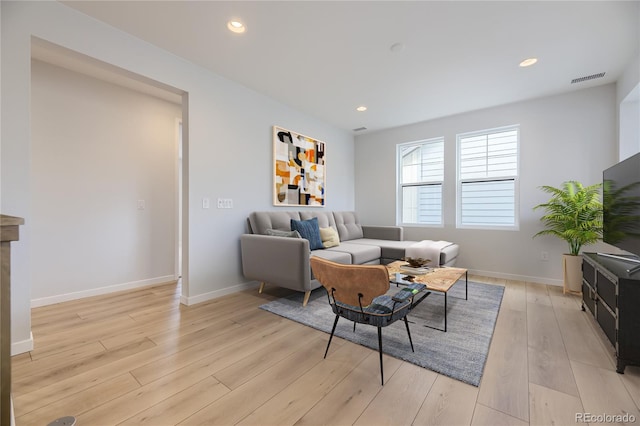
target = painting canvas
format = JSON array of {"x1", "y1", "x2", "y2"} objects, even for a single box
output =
[{"x1": 273, "y1": 126, "x2": 325, "y2": 206}]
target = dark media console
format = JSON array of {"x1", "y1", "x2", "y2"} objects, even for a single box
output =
[{"x1": 582, "y1": 252, "x2": 640, "y2": 373}]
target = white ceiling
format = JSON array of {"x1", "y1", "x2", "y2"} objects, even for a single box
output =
[{"x1": 61, "y1": 1, "x2": 639, "y2": 134}]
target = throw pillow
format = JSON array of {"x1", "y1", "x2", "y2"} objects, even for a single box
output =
[
  {"x1": 290, "y1": 217, "x2": 324, "y2": 250},
  {"x1": 265, "y1": 228, "x2": 302, "y2": 238},
  {"x1": 319, "y1": 227, "x2": 340, "y2": 248}
]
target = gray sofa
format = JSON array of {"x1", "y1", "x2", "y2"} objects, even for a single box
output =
[{"x1": 240, "y1": 211, "x2": 459, "y2": 305}]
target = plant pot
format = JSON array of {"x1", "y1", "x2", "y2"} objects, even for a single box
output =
[{"x1": 563, "y1": 254, "x2": 583, "y2": 294}]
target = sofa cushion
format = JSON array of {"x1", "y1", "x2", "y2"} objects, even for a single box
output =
[
  {"x1": 319, "y1": 227, "x2": 340, "y2": 248},
  {"x1": 300, "y1": 211, "x2": 337, "y2": 229},
  {"x1": 291, "y1": 217, "x2": 324, "y2": 250},
  {"x1": 249, "y1": 211, "x2": 301, "y2": 235},
  {"x1": 348, "y1": 238, "x2": 415, "y2": 261},
  {"x1": 326, "y1": 242, "x2": 380, "y2": 264},
  {"x1": 311, "y1": 249, "x2": 351, "y2": 264},
  {"x1": 333, "y1": 211, "x2": 364, "y2": 241}
]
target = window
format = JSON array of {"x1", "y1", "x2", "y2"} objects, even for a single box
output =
[
  {"x1": 457, "y1": 126, "x2": 519, "y2": 229},
  {"x1": 397, "y1": 138, "x2": 444, "y2": 226}
]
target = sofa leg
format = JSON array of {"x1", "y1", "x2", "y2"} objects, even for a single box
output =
[
  {"x1": 302, "y1": 291, "x2": 311, "y2": 307},
  {"x1": 259, "y1": 282, "x2": 265, "y2": 294}
]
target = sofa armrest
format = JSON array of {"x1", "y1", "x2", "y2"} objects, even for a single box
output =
[
  {"x1": 240, "y1": 234, "x2": 312, "y2": 291},
  {"x1": 362, "y1": 225, "x2": 403, "y2": 241}
]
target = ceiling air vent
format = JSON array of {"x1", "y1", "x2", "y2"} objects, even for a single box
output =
[
  {"x1": 353, "y1": 127, "x2": 367, "y2": 132},
  {"x1": 571, "y1": 72, "x2": 606, "y2": 84}
]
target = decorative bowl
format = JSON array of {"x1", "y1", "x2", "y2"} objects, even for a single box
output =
[{"x1": 403, "y1": 257, "x2": 431, "y2": 268}]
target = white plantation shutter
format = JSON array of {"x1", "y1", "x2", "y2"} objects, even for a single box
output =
[
  {"x1": 398, "y1": 138, "x2": 444, "y2": 226},
  {"x1": 402, "y1": 184, "x2": 442, "y2": 224},
  {"x1": 457, "y1": 127, "x2": 519, "y2": 228}
]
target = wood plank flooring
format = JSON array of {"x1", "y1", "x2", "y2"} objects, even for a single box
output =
[{"x1": 12, "y1": 276, "x2": 640, "y2": 425}]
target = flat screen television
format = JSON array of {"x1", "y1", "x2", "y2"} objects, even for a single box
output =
[{"x1": 602, "y1": 152, "x2": 640, "y2": 272}]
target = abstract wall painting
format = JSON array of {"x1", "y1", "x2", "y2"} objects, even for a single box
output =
[{"x1": 273, "y1": 126, "x2": 325, "y2": 206}]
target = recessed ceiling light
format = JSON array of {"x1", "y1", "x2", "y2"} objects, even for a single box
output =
[
  {"x1": 227, "y1": 20, "x2": 246, "y2": 34},
  {"x1": 519, "y1": 58, "x2": 538, "y2": 67},
  {"x1": 390, "y1": 42, "x2": 404, "y2": 53},
  {"x1": 356, "y1": 106, "x2": 367, "y2": 112}
]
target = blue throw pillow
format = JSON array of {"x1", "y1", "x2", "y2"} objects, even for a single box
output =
[{"x1": 291, "y1": 217, "x2": 324, "y2": 250}]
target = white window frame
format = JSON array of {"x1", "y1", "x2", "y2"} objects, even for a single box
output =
[
  {"x1": 397, "y1": 137, "x2": 445, "y2": 227},
  {"x1": 456, "y1": 125, "x2": 520, "y2": 230}
]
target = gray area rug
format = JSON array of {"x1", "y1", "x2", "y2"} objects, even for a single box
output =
[{"x1": 260, "y1": 279, "x2": 504, "y2": 386}]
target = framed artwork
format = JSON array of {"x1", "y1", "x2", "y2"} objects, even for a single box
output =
[{"x1": 273, "y1": 126, "x2": 325, "y2": 206}]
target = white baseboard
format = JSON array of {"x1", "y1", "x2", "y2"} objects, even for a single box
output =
[
  {"x1": 12, "y1": 332, "x2": 33, "y2": 356},
  {"x1": 469, "y1": 268, "x2": 563, "y2": 287},
  {"x1": 30, "y1": 275, "x2": 176, "y2": 308},
  {"x1": 11, "y1": 395, "x2": 15, "y2": 426},
  {"x1": 181, "y1": 272, "x2": 563, "y2": 307},
  {"x1": 180, "y1": 281, "x2": 260, "y2": 306}
]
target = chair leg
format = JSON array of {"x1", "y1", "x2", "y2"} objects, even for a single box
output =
[
  {"x1": 404, "y1": 316, "x2": 415, "y2": 352},
  {"x1": 258, "y1": 282, "x2": 265, "y2": 294},
  {"x1": 353, "y1": 321, "x2": 356, "y2": 332},
  {"x1": 378, "y1": 327, "x2": 384, "y2": 385},
  {"x1": 324, "y1": 315, "x2": 340, "y2": 359}
]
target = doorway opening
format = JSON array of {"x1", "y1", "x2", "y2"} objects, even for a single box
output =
[{"x1": 30, "y1": 37, "x2": 189, "y2": 306}]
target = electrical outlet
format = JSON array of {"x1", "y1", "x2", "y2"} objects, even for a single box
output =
[
  {"x1": 217, "y1": 198, "x2": 224, "y2": 209},
  {"x1": 137, "y1": 199, "x2": 145, "y2": 210},
  {"x1": 541, "y1": 251, "x2": 549, "y2": 261},
  {"x1": 202, "y1": 198, "x2": 210, "y2": 209}
]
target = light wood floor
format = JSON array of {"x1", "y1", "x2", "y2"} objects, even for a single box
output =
[{"x1": 11, "y1": 276, "x2": 640, "y2": 425}]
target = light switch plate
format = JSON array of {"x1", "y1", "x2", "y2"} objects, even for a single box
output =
[{"x1": 217, "y1": 198, "x2": 233, "y2": 208}]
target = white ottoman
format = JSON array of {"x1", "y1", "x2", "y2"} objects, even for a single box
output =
[{"x1": 405, "y1": 240, "x2": 459, "y2": 267}]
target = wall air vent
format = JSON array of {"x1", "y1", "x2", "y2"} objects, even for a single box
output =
[
  {"x1": 571, "y1": 72, "x2": 606, "y2": 84},
  {"x1": 353, "y1": 127, "x2": 367, "y2": 132}
]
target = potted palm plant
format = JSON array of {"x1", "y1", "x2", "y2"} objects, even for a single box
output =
[{"x1": 533, "y1": 181, "x2": 603, "y2": 294}]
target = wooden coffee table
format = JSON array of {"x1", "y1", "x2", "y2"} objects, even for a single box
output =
[{"x1": 386, "y1": 260, "x2": 468, "y2": 332}]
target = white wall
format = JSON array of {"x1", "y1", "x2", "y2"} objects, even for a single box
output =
[
  {"x1": 617, "y1": 53, "x2": 640, "y2": 160},
  {"x1": 1, "y1": 1, "x2": 355, "y2": 353},
  {"x1": 30, "y1": 59, "x2": 180, "y2": 304},
  {"x1": 619, "y1": 92, "x2": 639, "y2": 161},
  {"x1": 355, "y1": 85, "x2": 617, "y2": 285}
]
